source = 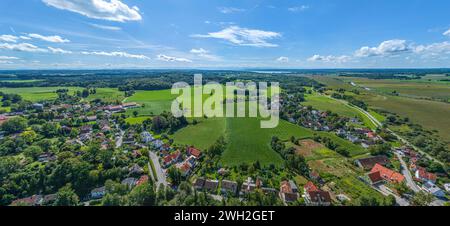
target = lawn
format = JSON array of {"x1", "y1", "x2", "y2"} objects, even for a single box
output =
[
  {"x1": 123, "y1": 89, "x2": 175, "y2": 116},
  {"x1": 125, "y1": 116, "x2": 152, "y2": 125}
]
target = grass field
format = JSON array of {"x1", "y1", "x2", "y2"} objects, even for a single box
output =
[
  {"x1": 171, "y1": 117, "x2": 227, "y2": 150},
  {"x1": 86, "y1": 88, "x2": 124, "y2": 103},
  {"x1": 125, "y1": 116, "x2": 152, "y2": 125},
  {"x1": 0, "y1": 79, "x2": 44, "y2": 83},
  {"x1": 340, "y1": 77, "x2": 450, "y2": 101},
  {"x1": 311, "y1": 75, "x2": 450, "y2": 146},
  {"x1": 0, "y1": 87, "x2": 84, "y2": 102},
  {"x1": 359, "y1": 92, "x2": 450, "y2": 142},
  {"x1": 303, "y1": 93, "x2": 377, "y2": 129}
]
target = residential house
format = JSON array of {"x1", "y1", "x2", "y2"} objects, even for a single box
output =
[
  {"x1": 221, "y1": 180, "x2": 238, "y2": 195},
  {"x1": 136, "y1": 175, "x2": 149, "y2": 186},
  {"x1": 355, "y1": 156, "x2": 390, "y2": 170},
  {"x1": 422, "y1": 182, "x2": 446, "y2": 198},
  {"x1": 129, "y1": 164, "x2": 144, "y2": 175},
  {"x1": 141, "y1": 131, "x2": 154, "y2": 143},
  {"x1": 80, "y1": 125, "x2": 93, "y2": 134},
  {"x1": 122, "y1": 102, "x2": 138, "y2": 109},
  {"x1": 38, "y1": 153, "x2": 56, "y2": 163},
  {"x1": 187, "y1": 146, "x2": 202, "y2": 158},
  {"x1": 241, "y1": 177, "x2": 257, "y2": 195},
  {"x1": 368, "y1": 164, "x2": 405, "y2": 184},
  {"x1": 91, "y1": 187, "x2": 106, "y2": 199},
  {"x1": 279, "y1": 180, "x2": 299, "y2": 204},
  {"x1": 121, "y1": 177, "x2": 138, "y2": 189},
  {"x1": 415, "y1": 167, "x2": 437, "y2": 183},
  {"x1": 163, "y1": 151, "x2": 181, "y2": 168},
  {"x1": 193, "y1": 178, "x2": 206, "y2": 190},
  {"x1": 203, "y1": 179, "x2": 219, "y2": 193},
  {"x1": 443, "y1": 183, "x2": 450, "y2": 193},
  {"x1": 303, "y1": 181, "x2": 331, "y2": 206},
  {"x1": 10, "y1": 195, "x2": 43, "y2": 206}
]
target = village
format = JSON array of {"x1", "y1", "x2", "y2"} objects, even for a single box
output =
[{"x1": 1, "y1": 88, "x2": 449, "y2": 206}]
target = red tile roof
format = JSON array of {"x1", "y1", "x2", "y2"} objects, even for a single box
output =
[
  {"x1": 280, "y1": 181, "x2": 293, "y2": 193},
  {"x1": 370, "y1": 164, "x2": 405, "y2": 183},
  {"x1": 368, "y1": 171, "x2": 383, "y2": 184},
  {"x1": 417, "y1": 167, "x2": 437, "y2": 182},
  {"x1": 304, "y1": 181, "x2": 319, "y2": 192},
  {"x1": 188, "y1": 147, "x2": 201, "y2": 158},
  {"x1": 136, "y1": 175, "x2": 149, "y2": 186}
]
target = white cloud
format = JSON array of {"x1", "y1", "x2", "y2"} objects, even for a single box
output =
[
  {"x1": 157, "y1": 54, "x2": 192, "y2": 62},
  {"x1": 81, "y1": 51, "x2": 150, "y2": 60},
  {"x1": 414, "y1": 42, "x2": 450, "y2": 55},
  {"x1": 190, "y1": 48, "x2": 208, "y2": 54},
  {"x1": 88, "y1": 23, "x2": 122, "y2": 31},
  {"x1": 190, "y1": 48, "x2": 221, "y2": 61},
  {"x1": 354, "y1": 39, "x2": 411, "y2": 57},
  {"x1": 28, "y1": 33, "x2": 70, "y2": 43},
  {"x1": 307, "y1": 54, "x2": 351, "y2": 63},
  {"x1": 192, "y1": 26, "x2": 281, "y2": 47},
  {"x1": 276, "y1": 56, "x2": 289, "y2": 62},
  {"x1": 20, "y1": 36, "x2": 32, "y2": 40},
  {"x1": 0, "y1": 56, "x2": 19, "y2": 60},
  {"x1": 0, "y1": 60, "x2": 14, "y2": 64},
  {"x1": 0, "y1": 35, "x2": 19, "y2": 43},
  {"x1": 218, "y1": 7, "x2": 245, "y2": 14},
  {"x1": 288, "y1": 5, "x2": 309, "y2": 12},
  {"x1": 48, "y1": 47, "x2": 72, "y2": 54},
  {"x1": 0, "y1": 43, "x2": 48, "y2": 53},
  {"x1": 443, "y1": 29, "x2": 450, "y2": 37},
  {"x1": 42, "y1": 0, "x2": 142, "y2": 22}
]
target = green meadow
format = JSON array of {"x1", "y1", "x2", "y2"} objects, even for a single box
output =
[{"x1": 0, "y1": 87, "x2": 83, "y2": 102}]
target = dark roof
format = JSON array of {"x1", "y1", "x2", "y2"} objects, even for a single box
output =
[
  {"x1": 193, "y1": 178, "x2": 206, "y2": 188},
  {"x1": 368, "y1": 171, "x2": 384, "y2": 184},
  {"x1": 307, "y1": 191, "x2": 331, "y2": 203},
  {"x1": 204, "y1": 180, "x2": 219, "y2": 190},
  {"x1": 221, "y1": 180, "x2": 238, "y2": 192},
  {"x1": 356, "y1": 155, "x2": 390, "y2": 170},
  {"x1": 283, "y1": 192, "x2": 299, "y2": 202}
]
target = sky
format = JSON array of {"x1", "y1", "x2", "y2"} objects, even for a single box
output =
[{"x1": 0, "y1": 0, "x2": 450, "y2": 69}]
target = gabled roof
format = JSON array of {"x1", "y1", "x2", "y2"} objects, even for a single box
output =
[
  {"x1": 370, "y1": 164, "x2": 405, "y2": 183},
  {"x1": 368, "y1": 171, "x2": 383, "y2": 184},
  {"x1": 307, "y1": 191, "x2": 331, "y2": 203},
  {"x1": 356, "y1": 156, "x2": 390, "y2": 170},
  {"x1": 188, "y1": 147, "x2": 201, "y2": 158},
  {"x1": 304, "y1": 181, "x2": 319, "y2": 192}
]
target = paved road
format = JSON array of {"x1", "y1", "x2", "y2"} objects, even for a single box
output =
[
  {"x1": 394, "y1": 152, "x2": 421, "y2": 192},
  {"x1": 149, "y1": 151, "x2": 168, "y2": 189},
  {"x1": 374, "y1": 184, "x2": 410, "y2": 206}
]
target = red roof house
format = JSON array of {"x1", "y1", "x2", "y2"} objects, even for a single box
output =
[{"x1": 370, "y1": 164, "x2": 405, "y2": 184}]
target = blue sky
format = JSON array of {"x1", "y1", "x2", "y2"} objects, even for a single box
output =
[{"x1": 0, "y1": 0, "x2": 450, "y2": 69}]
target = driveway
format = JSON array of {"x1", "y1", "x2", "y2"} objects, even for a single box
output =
[
  {"x1": 373, "y1": 184, "x2": 410, "y2": 206},
  {"x1": 149, "y1": 151, "x2": 168, "y2": 189}
]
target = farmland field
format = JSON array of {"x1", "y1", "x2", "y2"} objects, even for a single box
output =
[
  {"x1": 86, "y1": 88, "x2": 124, "y2": 103},
  {"x1": 171, "y1": 117, "x2": 226, "y2": 150},
  {"x1": 0, "y1": 87, "x2": 83, "y2": 102}
]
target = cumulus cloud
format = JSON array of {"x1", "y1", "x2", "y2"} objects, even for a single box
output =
[
  {"x1": 81, "y1": 51, "x2": 150, "y2": 60},
  {"x1": 443, "y1": 29, "x2": 450, "y2": 37},
  {"x1": 190, "y1": 48, "x2": 221, "y2": 61},
  {"x1": 192, "y1": 26, "x2": 281, "y2": 47},
  {"x1": 42, "y1": 0, "x2": 142, "y2": 22},
  {"x1": 48, "y1": 47, "x2": 72, "y2": 54},
  {"x1": 0, "y1": 43, "x2": 48, "y2": 53},
  {"x1": 157, "y1": 54, "x2": 192, "y2": 62},
  {"x1": 354, "y1": 39, "x2": 411, "y2": 57},
  {"x1": 288, "y1": 5, "x2": 309, "y2": 12},
  {"x1": 307, "y1": 54, "x2": 351, "y2": 63},
  {"x1": 0, "y1": 35, "x2": 19, "y2": 43},
  {"x1": 218, "y1": 7, "x2": 245, "y2": 14},
  {"x1": 414, "y1": 42, "x2": 450, "y2": 55},
  {"x1": 28, "y1": 33, "x2": 70, "y2": 43},
  {"x1": 276, "y1": 56, "x2": 289, "y2": 62}
]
